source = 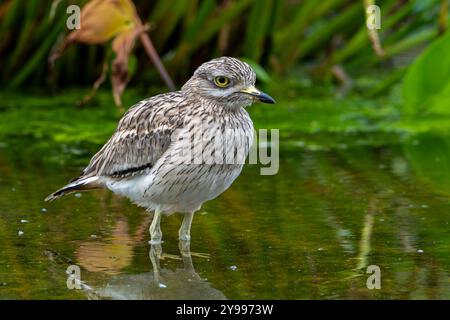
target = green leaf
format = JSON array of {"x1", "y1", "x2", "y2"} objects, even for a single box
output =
[{"x1": 402, "y1": 31, "x2": 450, "y2": 115}]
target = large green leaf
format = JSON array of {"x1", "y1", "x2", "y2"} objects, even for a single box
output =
[{"x1": 402, "y1": 30, "x2": 450, "y2": 115}]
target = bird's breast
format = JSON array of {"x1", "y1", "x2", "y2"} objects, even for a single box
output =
[
  {"x1": 173, "y1": 110, "x2": 254, "y2": 165},
  {"x1": 139, "y1": 111, "x2": 254, "y2": 209}
]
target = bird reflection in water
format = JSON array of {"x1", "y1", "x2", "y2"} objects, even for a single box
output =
[{"x1": 75, "y1": 217, "x2": 225, "y2": 300}]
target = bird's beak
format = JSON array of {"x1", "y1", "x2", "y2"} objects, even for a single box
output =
[{"x1": 239, "y1": 86, "x2": 276, "y2": 104}]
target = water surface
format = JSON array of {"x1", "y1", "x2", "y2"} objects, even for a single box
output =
[{"x1": 0, "y1": 132, "x2": 448, "y2": 299}]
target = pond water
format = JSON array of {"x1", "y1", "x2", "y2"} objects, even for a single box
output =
[{"x1": 0, "y1": 131, "x2": 448, "y2": 299}]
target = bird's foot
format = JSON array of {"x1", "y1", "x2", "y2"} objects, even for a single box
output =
[{"x1": 191, "y1": 252, "x2": 210, "y2": 259}]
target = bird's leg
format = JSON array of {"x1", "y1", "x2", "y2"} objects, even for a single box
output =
[
  {"x1": 149, "y1": 209, "x2": 163, "y2": 244},
  {"x1": 178, "y1": 211, "x2": 194, "y2": 241},
  {"x1": 149, "y1": 243, "x2": 163, "y2": 285},
  {"x1": 179, "y1": 239, "x2": 201, "y2": 280}
]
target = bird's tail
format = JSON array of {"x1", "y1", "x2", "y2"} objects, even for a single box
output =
[{"x1": 45, "y1": 176, "x2": 101, "y2": 202}]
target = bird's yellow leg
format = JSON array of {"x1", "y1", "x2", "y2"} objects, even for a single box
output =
[
  {"x1": 149, "y1": 209, "x2": 163, "y2": 244},
  {"x1": 179, "y1": 212, "x2": 194, "y2": 241}
]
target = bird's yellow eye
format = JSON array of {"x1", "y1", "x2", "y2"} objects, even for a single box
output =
[{"x1": 214, "y1": 76, "x2": 230, "y2": 88}]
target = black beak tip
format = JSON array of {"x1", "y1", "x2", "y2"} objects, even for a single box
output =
[{"x1": 258, "y1": 92, "x2": 276, "y2": 104}]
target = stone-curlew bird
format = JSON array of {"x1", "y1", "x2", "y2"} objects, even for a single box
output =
[{"x1": 45, "y1": 57, "x2": 275, "y2": 243}]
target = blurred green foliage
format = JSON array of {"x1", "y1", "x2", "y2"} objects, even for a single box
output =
[
  {"x1": 403, "y1": 29, "x2": 450, "y2": 115},
  {"x1": 0, "y1": 0, "x2": 447, "y2": 93}
]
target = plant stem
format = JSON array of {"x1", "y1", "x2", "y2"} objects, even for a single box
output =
[{"x1": 137, "y1": 22, "x2": 176, "y2": 91}]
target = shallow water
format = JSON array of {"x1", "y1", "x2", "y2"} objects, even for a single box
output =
[{"x1": 0, "y1": 132, "x2": 449, "y2": 299}]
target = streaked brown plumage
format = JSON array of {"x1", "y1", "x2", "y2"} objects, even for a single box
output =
[{"x1": 45, "y1": 57, "x2": 275, "y2": 243}]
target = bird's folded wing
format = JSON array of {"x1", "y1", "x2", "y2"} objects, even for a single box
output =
[{"x1": 80, "y1": 93, "x2": 187, "y2": 178}]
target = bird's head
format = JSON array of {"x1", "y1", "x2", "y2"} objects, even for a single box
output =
[{"x1": 182, "y1": 57, "x2": 275, "y2": 110}]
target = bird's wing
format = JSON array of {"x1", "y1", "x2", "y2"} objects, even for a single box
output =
[{"x1": 80, "y1": 92, "x2": 187, "y2": 179}]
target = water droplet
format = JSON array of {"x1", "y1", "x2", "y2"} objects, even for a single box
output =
[
  {"x1": 417, "y1": 249, "x2": 424, "y2": 254},
  {"x1": 229, "y1": 265, "x2": 237, "y2": 271}
]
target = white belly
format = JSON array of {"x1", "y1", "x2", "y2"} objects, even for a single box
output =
[{"x1": 105, "y1": 163, "x2": 244, "y2": 214}]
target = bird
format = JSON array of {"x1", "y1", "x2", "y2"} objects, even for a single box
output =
[{"x1": 45, "y1": 56, "x2": 275, "y2": 244}]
